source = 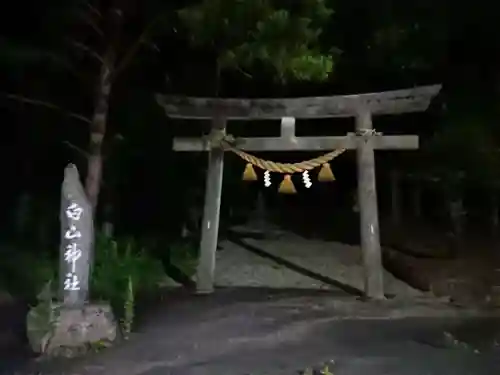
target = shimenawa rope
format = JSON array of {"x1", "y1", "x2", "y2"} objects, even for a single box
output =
[{"x1": 218, "y1": 138, "x2": 346, "y2": 174}]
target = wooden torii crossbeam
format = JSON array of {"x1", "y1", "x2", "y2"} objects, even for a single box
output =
[{"x1": 157, "y1": 84, "x2": 441, "y2": 299}]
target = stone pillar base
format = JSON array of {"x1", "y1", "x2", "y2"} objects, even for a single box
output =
[
  {"x1": 195, "y1": 288, "x2": 214, "y2": 295},
  {"x1": 27, "y1": 302, "x2": 118, "y2": 358}
]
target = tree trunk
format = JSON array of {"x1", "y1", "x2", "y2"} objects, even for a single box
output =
[
  {"x1": 449, "y1": 198, "x2": 464, "y2": 237},
  {"x1": 491, "y1": 192, "x2": 499, "y2": 236},
  {"x1": 447, "y1": 195, "x2": 465, "y2": 254},
  {"x1": 412, "y1": 179, "x2": 422, "y2": 219},
  {"x1": 84, "y1": 8, "x2": 123, "y2": 210},
  {"x1": 445, "y1": 173, "x2": 466, "y2": 251}
]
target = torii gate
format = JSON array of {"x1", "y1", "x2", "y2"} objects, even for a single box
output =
[{"x1": 157, "y1": 84, "x2": 441, "y2": 299}]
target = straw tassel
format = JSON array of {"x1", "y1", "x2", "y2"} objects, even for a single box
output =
[
  {"x1": 242, "y1": 163, "x2": 258, "y2": 181},
  {"x1": 278, "y1": 174, "x2": 297, "y2": 194},
  {"x1": 318, "y1": 163, "x2": 335, "y2": 182}
]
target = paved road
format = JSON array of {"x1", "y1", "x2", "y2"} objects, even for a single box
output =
[{"x1": 10, "y1": 288, "x2": 500, "y2": 375}]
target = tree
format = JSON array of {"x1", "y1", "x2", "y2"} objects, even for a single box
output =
[
  {"x1": 177, "y1": 0, "x2": 337, "y2": 88},
  {"x1": 2, "y1": 0, "x2": 175, "y2": 212},
  {"x1": 326, "y1": 0, "x2": 448, "y2": 90}
]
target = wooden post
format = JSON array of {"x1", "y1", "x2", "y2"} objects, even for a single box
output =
[
  {"x1": 448, "y1": 197, "x2": 464, "y2": 252},
  {"x1": 356, "y1": 108, "x2": 384, "y2": 300},
  {"x1": 196, "y1": 117, "x2": 226, "y2": 294},
  {"x1": 446, "y1": 173, "x2": 465, "y2": 246},
  {"x1": 253, "y1": 191, "x2": 267, "y2": 230}
]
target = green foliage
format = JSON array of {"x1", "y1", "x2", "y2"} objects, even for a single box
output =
[
  {"x1": 0, "y1": 231, "x2": 165, "y2": 334},
  {"x1": 122, "y1": 276, "x2": 135, "y2": 338},
  {"x1": 0, "y1": 248, "x2": 56, "y2": 299},
  {"x1": 178, "y1": 0, "x2": 336, "y2": 82},
  {"x1": 301, "y1": 363, "x2": 335, "y2": 375},
  {"x1": 342, "y1": 1, "x2": 448, "y2": 84},
  {"x1": 91, "y1": 233, "x2": 165, "y2": 321}
]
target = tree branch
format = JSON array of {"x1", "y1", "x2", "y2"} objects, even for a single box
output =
[
  {"x1": 3, "y1": 93, "x2": 91, "y2": 124},
  {"x1": 236, "y1": 64, "x2": 253, "y2": 78},
  {"x1": 79, "y1": 11, "x2": 104, "y2": 37},
  {"x1": 68, "y1": 39, "x2": 104, "y2": 63},
  {"x1": 112, "y1": 29, "x2": 150, "y2": 80},
  {"x1": 63, "y1": 140, "x2": 90, "y2": 158},
  {"x1": 85, "y1": 1, "x2": 101, "y2": 18},
  {"x1": 112, "y1": 13, "x2": 171, "y2": 80}
]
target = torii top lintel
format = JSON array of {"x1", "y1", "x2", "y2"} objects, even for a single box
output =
[{"x1": 156, "y1": 84, "x2": 441, "y2": 120}]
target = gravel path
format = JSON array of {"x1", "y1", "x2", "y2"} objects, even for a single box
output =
[{"x1": 216, "y1": 233, "x2": 423, "y2": 298}]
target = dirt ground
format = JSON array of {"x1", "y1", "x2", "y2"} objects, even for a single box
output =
[
  {"x1": 2, "y1": 212, "x2": 500, "y2": 374},
  {"x1": 11, "y1": 288, "x2": 500, "y2": 375},
  {"x1": 380, "y1": 219, "x2": 500, "y2": 306}
]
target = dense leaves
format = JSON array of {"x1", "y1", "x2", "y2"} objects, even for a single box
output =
[{"x1": 178, "y1": 0, "x2": 336, "y2": 82}]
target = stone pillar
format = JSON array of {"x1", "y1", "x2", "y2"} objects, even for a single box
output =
[
  {"x1": 59, "y1": 164, "x2": 93, "y2": 306},
  {"x1": 27, "y1": 164, "x2": 117, "y2": 357}
]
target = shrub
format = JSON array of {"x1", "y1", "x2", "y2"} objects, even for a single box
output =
[
  {"x1": 0, "y1": 247, "x2": 56, "y2": 300},
  {"x1": 91, "y1": 233, "x2": 165, "y2": 330},
  {"x1": 1, "y1": 233, "x2": 165, "y2": 334}
]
